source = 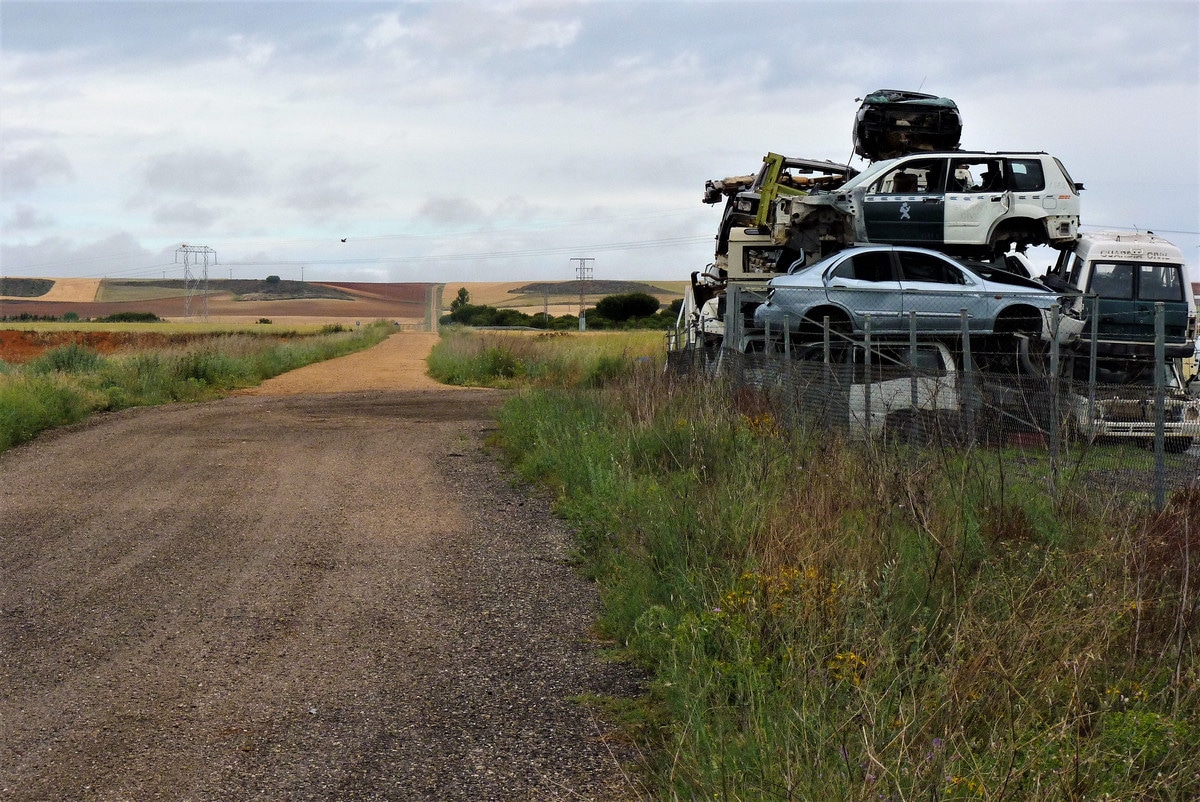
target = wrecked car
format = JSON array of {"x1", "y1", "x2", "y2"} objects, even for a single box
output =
[
  {"x1": 773, "y1": 151, "x2": 1083, "y2": 260},
  {"x1": 852, "y1": 89, "x2": 963, "y2": 162},
  {"x1": 1065, "y1": 356, "x2": 1200, "y2": 452},
  {"x1": 751, "y1": 245, "x2": 1076, "y2": 342},
  {"x1": 704, "y1": 153, "x2": 858, "y2": 278},
  {"x1": 1039, "y1": 231, "x2": 1196, "y2": 358}
]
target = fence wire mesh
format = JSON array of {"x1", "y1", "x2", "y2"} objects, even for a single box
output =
[{"x1": 668, "y1": 282, "x2": 1200, "y2": 510}]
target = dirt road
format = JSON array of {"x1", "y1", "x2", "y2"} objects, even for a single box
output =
[{"x1": 0, "y1": 334, "x2": 643, "y2": 800}]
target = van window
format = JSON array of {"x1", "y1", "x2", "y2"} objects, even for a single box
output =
[
  {"x1": 1138, "y1": 264, "x2": 1185, "y2": 302},
  {"x1": 1009, "y1": 159, "x2": 1046, "y2": 192},
  {"x1": 1066, "y1": 253, "x2": 1084, "y2": 286},
  {"x1": 1088, "y1": 263, "x2": 1135, "y2": 300}
]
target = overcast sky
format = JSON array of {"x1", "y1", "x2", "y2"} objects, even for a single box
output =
[{"x1": 2, "y1": 0, "x2": 1197, "y2": 284}]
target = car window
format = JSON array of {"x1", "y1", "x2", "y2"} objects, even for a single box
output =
[
  {"x1": 1088, "y1": 262, "x2": 1135, "y2": 299},
  {"x1": 897, "y1": 252, "x2": 965, "y2": 284},
  {"x1": 1009, "y1": 159, "x2": 1046, "y2": 192},
  {"x1": 1138, "y1": 264, "x2": 1186, "y2": 302},
  {"x1": 946, "y1": 159, "x2": 1004, "y2": 192},
  {"x1": 872, "y1": 158, "x2": 946, "y2": 194},
  {"x1": 830, "y1": 251, "x2": 895, "y2": 282}
]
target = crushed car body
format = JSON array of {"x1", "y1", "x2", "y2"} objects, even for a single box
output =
[{"x1": 852, "y1": 89, "x2": 964, "y2": 162}]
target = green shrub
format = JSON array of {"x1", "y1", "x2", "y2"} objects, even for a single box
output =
[{"x1": 27, "y1": 343, "x2": 103, "y2": 374}]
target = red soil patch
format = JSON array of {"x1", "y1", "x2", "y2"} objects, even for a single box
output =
[{"x1": 0, "y1": 330, "x2": 198, "y2": 364}]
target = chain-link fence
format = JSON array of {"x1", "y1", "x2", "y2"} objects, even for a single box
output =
[{"x1": 666, "y1": 283, "x2": 1200, "y2": 510}]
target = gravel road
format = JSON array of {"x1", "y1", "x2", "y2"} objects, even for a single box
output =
[{"x1": 0, "y1": 334, "x2": 645, "y2": 800}]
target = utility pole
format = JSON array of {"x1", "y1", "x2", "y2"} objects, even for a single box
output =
[
  {"x1": 571, "y1": 257, "x2": 594, "y2": 331},
  {"x1": 176, "y1": 245, "x2": 216, "y2": 320}
]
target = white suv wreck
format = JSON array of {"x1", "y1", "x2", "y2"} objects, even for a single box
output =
[{"x1": 775, "y1": 151, "x2": 1083, "y2": 260}]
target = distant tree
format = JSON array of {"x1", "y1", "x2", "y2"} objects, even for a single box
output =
[
  {"x1": 594, "y1": 292, "x2": 661, "y2": 322},
  {"x1": 450, "y1": 287, "x2": 471, "y2": 312},
  {"x1": 266, "y1": 275, "x2": 281, "y2": 284}
]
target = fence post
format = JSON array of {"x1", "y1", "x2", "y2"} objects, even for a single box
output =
[
  {"x1": 1049, "y1": 303, "x2": 1061, "y2": 497},
  {"x1": 960, "y1": 309, "x2": 975, "y2": 442},
  {"x1": 1088, "y1": 294, "x2": 1099, "y2": 435},
  {"x1": 1154, "y1": 301, "x2": 1166, "y2": 510},
  {"x1": 864, "y1": 315, "x2": 872, "y2": 438},
  {"x1": 909, "y1": 311, "x2": 919, "y2": 411}
]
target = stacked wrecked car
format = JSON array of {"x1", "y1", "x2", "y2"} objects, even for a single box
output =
[{"x1": 675, "y1": 90, "x2": 1198, "y2": 449}]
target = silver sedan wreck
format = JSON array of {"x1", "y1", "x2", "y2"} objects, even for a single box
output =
[{"x1": 752, "y1": 245, "x2": 1079, "y2": 341}]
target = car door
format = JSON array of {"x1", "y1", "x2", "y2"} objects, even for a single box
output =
[
  {"x1": 860, "y1": 158, "x2": 947, "y2": 245},
  {"x1": 823, "y1": 250, "x2": 905, "y2": 332},
  {"x1": 896, "y1": 250, "x2": 990, "y2": 334},
  {"x1": 943, "y1": 158, "x2": 1010, "y2": 246}
]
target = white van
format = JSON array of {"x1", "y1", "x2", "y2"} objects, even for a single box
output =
[{"x1": 1040, "y1": 231, "x2": 1196, "y2": 358}]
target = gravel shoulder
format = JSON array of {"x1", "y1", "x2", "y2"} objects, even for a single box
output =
[{"x1": 0, "y1": 334, "x2": 645, "y2": 800}]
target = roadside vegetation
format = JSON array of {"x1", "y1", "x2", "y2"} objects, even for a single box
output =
[
  {"x1": 0, "y1": 322, "x2": 391, "y2": 453},
  {"x1": 441, "y1": 289, "x2": 683, "y2": 331},
  {"x1": 427, "y1": 328, "x2": 664, "y2": 388},
  {"x1": 433, "y1": 329, "x2": 1200, "y2": 800}
]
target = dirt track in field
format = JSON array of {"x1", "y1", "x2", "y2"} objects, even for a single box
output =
[{"x1": 0, "y1": 333, "x2": 645, "y2": 800}]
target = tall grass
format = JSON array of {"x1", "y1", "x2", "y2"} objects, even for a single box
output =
[
  {"x1": 458, "y1": 328, "x2": 1200, "y2": 800},
  {"x1": 0, "y1": 323, "x2": 392, "y2": 453},
  {"x1": 428, "y1": 328, "x2": 664, "y2": 388}
]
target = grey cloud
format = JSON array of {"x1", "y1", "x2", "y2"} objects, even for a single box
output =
[
  {"x1": 1, "y1": 146, "x2": 73, "y2": 194},
  {"x1": 141, "y1": 148, "x2": 263, "y2": 197},
  {"x1": 279, "y1": 160, "x2": 367, "y2": 217},
  {"x1": 417, "y1": 196, "x2": 489, "y2": 224},
  {"x1": 4, "y1": 204, "x2": 55, "y2": 230},
  {"x1": 0, "y1": 232, "x2": 160, "y2": 278},
  {"x1": 151, "y1": 201, "x2": 221, "y2": 229}
]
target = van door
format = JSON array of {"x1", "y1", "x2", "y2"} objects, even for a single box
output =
[
  {"x1": 1088, "y1": 260, "x2": 1190, "y2": 346},
  {"x1": 860, "y1": 158, "x2": 947, "y2": 245}
]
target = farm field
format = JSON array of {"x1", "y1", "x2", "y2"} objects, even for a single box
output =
[{"x1": 0, "y1": 277, "x2": 687, "y2": 326}]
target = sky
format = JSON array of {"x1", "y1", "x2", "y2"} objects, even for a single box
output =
[{"x1": 1, "y1": 0, "x2": 1197, "y2": 285}]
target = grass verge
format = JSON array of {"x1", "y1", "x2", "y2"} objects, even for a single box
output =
[
  {"x1": 430, "y1": 330, "x2": 1200, "y2": 800},
  {"x1": 0, "y1": 322, "x2": 392, "y2": 453}
]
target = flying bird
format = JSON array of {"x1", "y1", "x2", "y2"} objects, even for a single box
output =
[{"x1": 340, "y1": 238, "x2": 347, "y2": 242}]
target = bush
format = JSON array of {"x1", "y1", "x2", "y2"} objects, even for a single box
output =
[
  {"x1": 27, "y1": 343, "x2": 103, "y2": 374},
  {"x1": 96, "y1": 311, "x2": 161, "y2": 323},
  {"x1": 594, "y1": 292, "x2": 661, "y2": 322}
]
